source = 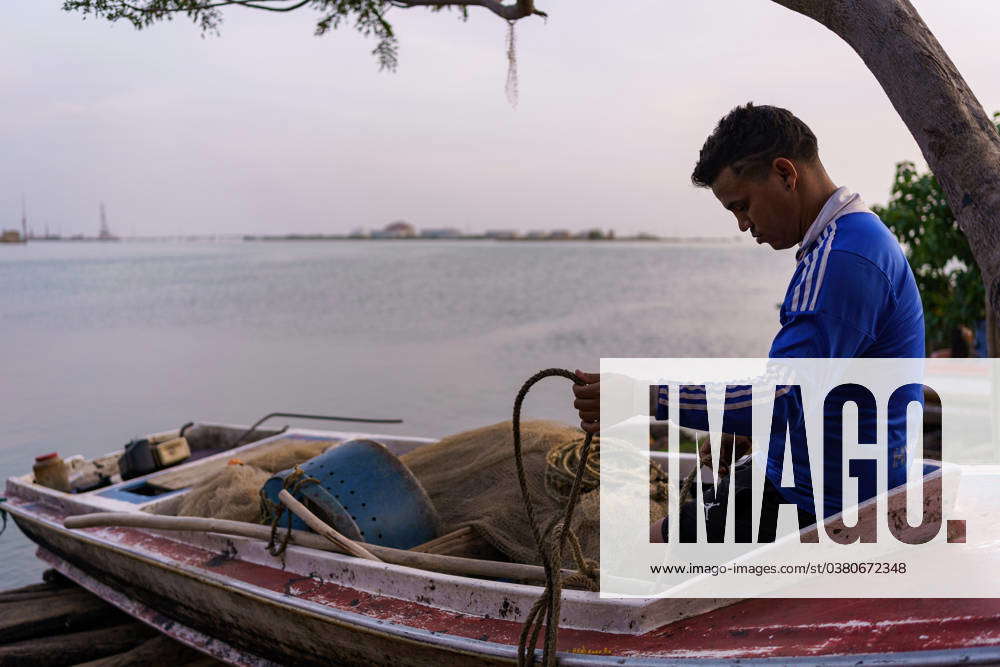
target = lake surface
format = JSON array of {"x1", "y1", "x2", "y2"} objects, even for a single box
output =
[{"x1": 0, "y1": 239, "x2": 793, "y2": 587}]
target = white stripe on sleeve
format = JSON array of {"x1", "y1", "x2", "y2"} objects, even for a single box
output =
[{"x1": 807, "y1": 221, "x2": 838, "y2": 311}]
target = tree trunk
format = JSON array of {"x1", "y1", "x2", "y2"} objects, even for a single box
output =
[
  {"x1": 989, "y1": 286, "x2": 999, "y2": 357},
  {"x1": 770, "y1": 0, "x2": 1000, "y2": 356}
]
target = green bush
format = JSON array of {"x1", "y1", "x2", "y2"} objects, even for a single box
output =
[{"x1": 873, "y1": 113, "x2": 1000, "y2": 353}]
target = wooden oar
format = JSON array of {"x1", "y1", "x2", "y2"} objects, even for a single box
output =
[
  {"x1": 410, "y1": 526, "x2": 507, "y2": 560},
  {"x1": 63, "y1": 513, "x2": 584, "y2": 585},
  {"x1": 277, "y1": 489, "x2": 381, "y2": 562}
]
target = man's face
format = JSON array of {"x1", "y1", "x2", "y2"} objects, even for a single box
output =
[{"x1": 711, "y1": 163, "x2": 801, "y2": 250}]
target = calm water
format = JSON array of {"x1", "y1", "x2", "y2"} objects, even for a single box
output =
[{"x1": 0, "y1": 239, "x2": 792, "y2": 587}]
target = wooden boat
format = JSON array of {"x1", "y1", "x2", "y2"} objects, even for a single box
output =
[{"x1": 4, "y1": 422, "x2": 1000, "y2": 665}]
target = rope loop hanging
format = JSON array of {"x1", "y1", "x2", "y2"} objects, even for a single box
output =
[{"x1": 511, "y1": 368, "x2": 599, "y2": 666}]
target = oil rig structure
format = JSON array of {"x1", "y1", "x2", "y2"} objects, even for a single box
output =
[{"x1": 98, "y1": 202, "x2": 119, "y2": 241}]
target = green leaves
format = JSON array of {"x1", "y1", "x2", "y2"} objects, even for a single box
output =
[
  {"x1": 61, "y1": 1, "x2": 536, "y2": 69},
  {"x1": 874, "y1": 113, "x2": 1000, "y2": 352},
  {"x1": 62, "y1": 0, "x2": 405, "y2": 70}
]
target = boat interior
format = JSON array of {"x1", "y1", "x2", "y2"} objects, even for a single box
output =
[
  {"x1": 9, "y1": 422, "x2": 739, "y2": 635},
  {"x1": 7, "y1": 421, "x2": 952, "y2": 637}
]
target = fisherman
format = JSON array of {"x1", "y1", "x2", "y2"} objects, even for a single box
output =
[{"x1": 571, "y1": 103, "x2": 925, "y2": 543}]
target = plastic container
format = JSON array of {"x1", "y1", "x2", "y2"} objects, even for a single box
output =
[
  {"x1": 261, "y1": 439, "x2": 441, "y2": 549},
  {"x1": 33, "y1": 452, "x2": 71, "y2": 492},
  {"x1": 119, "y1": 439, "x2": 157, "y2": 480}
]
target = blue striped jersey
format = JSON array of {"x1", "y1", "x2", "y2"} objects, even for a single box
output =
[
  {"x1": 771, "y1": 211, "x2": 924, "y2": 359},
  {"x1": 656, "y1": 210, "x2": 925, "y2": 518}
]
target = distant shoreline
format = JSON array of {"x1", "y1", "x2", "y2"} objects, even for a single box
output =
[
  {"x1": 240, "y1": 234, "x2": 745, "y2": 244},
  {"x1": 11, "y1": 234, "x2": 746, "y2": 244}
]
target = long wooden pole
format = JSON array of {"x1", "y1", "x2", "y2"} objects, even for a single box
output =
[
  {"x1": 277, "y1": 489, "x2": 381, "y2": 562},
  {"x1": 63, "y1": 513, "x2": 578, "y2": 584}
]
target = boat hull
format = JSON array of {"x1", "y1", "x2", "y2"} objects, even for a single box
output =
[
  {"x1": 11, "y1": 503, "x2": 1000, "y2": 667},
  {"x1": 6, "y1": 424, "x2": 1000, "y2": 666},
  {"x1": 12, "y1": 510, "x2": 510, "y2": 666}
]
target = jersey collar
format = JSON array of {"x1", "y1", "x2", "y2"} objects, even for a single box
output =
[{"x1": 795, "y1": 186, "x2": 871, "y2": 261}]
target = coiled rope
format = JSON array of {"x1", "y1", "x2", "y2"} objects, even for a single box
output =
[
  {"x1": 260, "y1": 466, "x2": 322, "y2": 557},
  {"x1": 512, "y1": 368, "x2": 599, "y2": 666},
  {"x1": 545, "y1": 436, "x2": 670, "y2": 504}
]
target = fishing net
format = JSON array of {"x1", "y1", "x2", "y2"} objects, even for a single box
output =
[
  {"x1": 242, "y1": 439, "x2": 333, "y2": 473},
  {"x1": 401, "y1": 420, "x2": 669, "y2": 567},
  {"x1": 174, "y1": 439, "x2": 335, "y2": 523},
  {"x1": 170, "y1": 423, "x2": 670, "y2": 568},
  {"x1": 175, "y1": 463, "x2": 271, "y2": 523}
]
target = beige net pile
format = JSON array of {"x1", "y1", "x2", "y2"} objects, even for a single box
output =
[
  {"x1": 175, "y1": 439, "x2": 335, "y2": 523},
  {"x1": 171, "y1": 424, "x2": 669, "y2": 568},
  {"x1": 175, "y1": 464, "x2": 271, "y2": 522},
  {"x1": 242, "y1": 439, "x2": 332, "y2": 473},
  {"x1": 401, "y1": 420, "x2": 669, "y2": 567}
]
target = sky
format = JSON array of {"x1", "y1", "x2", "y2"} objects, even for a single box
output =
[{"x1": 2, "y1": 0, "x2": 999, "y2": 238}]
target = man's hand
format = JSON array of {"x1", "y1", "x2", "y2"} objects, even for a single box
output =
[
  {"x1": 697, "y1": 433, "x2": 752, "y2": 477},
  {"x1": 571, "y1": 370, "x2": 600, "y2": 434}
]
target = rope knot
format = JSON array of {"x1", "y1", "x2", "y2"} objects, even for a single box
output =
[{"x1": 260, "y1": 466, "x2": 321, "y2": 557}]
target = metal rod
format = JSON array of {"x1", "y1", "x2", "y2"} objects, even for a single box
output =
[
  {"x1": 234, "y1": 412, "x2": 403, "y2": 447},
  {"x1": 278, "y1": 490, "x2": 382, "y2": 562}
]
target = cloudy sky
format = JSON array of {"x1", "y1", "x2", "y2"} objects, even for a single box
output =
[{"x1": 2, "y1": 0, "x2": 998, "y2": 237}]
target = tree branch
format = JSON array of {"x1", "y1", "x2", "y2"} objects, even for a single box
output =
[
  {"x1": 115, "y1": 0, "x2": 547, "y2": 18},
  {"x1": 770, "y1": 0, "x2": 1000, "y2": 351},
  {"x1": 120, "y1": 0, "x2": 311, "y2": 13},
  {"x1": 231, "y1": 0, "x2": 311, "y2": 12},
  {"x1": 390, "y1": 0, "x2": 545, "y2": 20},
  {"x1": 63, "y1": 0, "x2": 543, "y2": 84}
]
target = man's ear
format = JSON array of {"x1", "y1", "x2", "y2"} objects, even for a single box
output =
[{"x1": 772, "y1": 158, "x2": 798, "y2": 192}]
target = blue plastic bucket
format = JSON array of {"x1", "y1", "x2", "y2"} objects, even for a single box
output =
[{"x1": 261, "y1": 439, "x2": 440, "y2": 550}]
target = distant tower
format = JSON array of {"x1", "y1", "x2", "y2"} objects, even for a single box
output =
[
  {"x1": 21, "y1": 194, "x2": 27, "y2": 242},
  {"x1": 99, "y1": 202, "x2": 112, "y2": 240}
]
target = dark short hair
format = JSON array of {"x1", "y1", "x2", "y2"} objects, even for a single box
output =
[{"x1": 691, "y1": 103, "x2": 818, "y2": 187}]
